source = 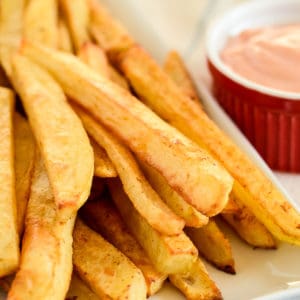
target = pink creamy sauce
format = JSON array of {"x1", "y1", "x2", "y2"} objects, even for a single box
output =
[{"x1": 221, "y1": 24, "x2": 300, "y2": 93}]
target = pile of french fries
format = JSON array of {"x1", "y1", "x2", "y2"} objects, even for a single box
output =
[{"x1": 0, "y1": 0, "x2": 300, "y2": 299}]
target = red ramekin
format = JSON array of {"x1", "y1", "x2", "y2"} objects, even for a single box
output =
[{"x1": 206, "y1": 0, "x2": 300, "y2": 172}]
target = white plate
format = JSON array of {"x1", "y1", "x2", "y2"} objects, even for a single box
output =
[{"x1": 1, "y1": 1, "x2": 299, "y2": 299}]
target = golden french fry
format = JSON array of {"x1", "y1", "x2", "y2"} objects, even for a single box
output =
[
  {"x1": 88, "y1": 0, "x2": 134, "y2": 52},
  {"x1": 222, "y1": 197, "x2": 240, "y2": 214},
  {"x1": 14, "y1": 112, "x2": 35, "y2": 235},
  {"x1": 66, "y1": 273, "x2": 100, "y2": 300},
  {"x1": 24, "y1": 0, "x2": 58, "y2": 47},
  {"x1": 169, "y1": 258, "x2": 222, "y2": 300},
  {"x1": 60, "y1": 0, "x2": 90, "y2": 51},
  {"x1": 222, "y1": 201, "x2": 277, "y2": 249},
  {"x1": 11, "y1": 54, "x2": 94, "y2": 215},
  {"x1": 164, "y1": 51, "x2": 201, "y2": 104},
  {"x1": 108, "y1": 179, "x2": 198, "y2": 274},
  {"x1": 0, "y1": 0, "x2": 24, "y2": 77},
  {"x1": 139, "y1": 161, "x2": 209, "y2": 228},
  {"x1": 185, "y1": 220, "x2": 235, "y2": 274},
  {"x1": 73, "y1": 218, "x2": 147, "y2": 300},
  {"x1": 81, "y1": 198, "x2": 167, "y2": 296},
  {"x1": 90, "y1": 137, "x2": 117, "y2": 178},
  {"x1": 0, "y1": 88, "x2": 19, "y2": 277},
  {"x1": 75, "y1": 106, "x2": 184, "y2": 235},
  {"x1": 58, "y1": 18, "x2": 73, "y2": 53},
  {"x1": 115, "y1": 44, "x2": 300, "y2": 246},
  {"x1": 78, "y1": 42, "x2": 129, "y2": 89},
  {"x1": 22, "y1": 42, "x2": 233, "y2": 217},
  {"x1": 78, "y1": 42, "x2": 110, "y2": 77},
  {"x1": 8, "y1": 153, "x2": 75, "y2": 300}
]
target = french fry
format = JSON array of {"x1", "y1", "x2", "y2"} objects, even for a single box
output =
[
  {"x1": 81, "y1": 198, "x2": 167, "y2": 296},
  {"x1": 0, "y1": 88, "x2": 19, "y2": 278},
  {"x1": 185, "y1": 220, "x2": 235, "y2": 274},
  {"x1": 90, "y1": 137, "x2": 117, "y2": 178},
  {"x1": 73, "y1": 218, "x2": 147, "y2": 300},
  {"x1": 222, "y1": 202, "x2": 277, "y2": 249},
  {"x1": 114, "y1": 44, "x2": 300, "y2": 245},
  {"x1": 14, "y1": 112, "x2": 35, "y2": 235},
  {"x1": 108, "y1": 179, "x2": 198, "y2": 274},
  {"x1": 222, "y1": 197, "x2": 240, "y2": 214},
  {"x1": 88, "y1": 0, "x2": 134, "y2": 52},
  {"x1": 24, "y1": 0, "x2": 58, "y2": 47},
  {"x1": 164, "y1": 51, "x2": 201, "y2": 104},
  {"x1": 0, "y1": 0, "x2": 24, "y2": 77},
  {"x1": 78, "y1": 42, "x2": 129, "y2": 89},
  {"x1": 169, "y1": 258, "x2": 222, "y2": 300},
  {"x1": 22, "y1": 42, "x2": 233, "y2": 217},
  {"x1": 139, "y1": 161, "x2": 209, "y2": 228},
  {"x1": 8, "y1": 153, "x2": 75, "y2": 300},
  {"x1": 74, "y1": 106, "x2": 184, "y2": 235},
  {"x1": 60, "y1": 0, "x2": 91, "y2": 52},
  {"x1": 58, "y1": 18, "x2": 73, "y2": 53},
  {"x1": 66, "y1": 273, "x2": 100, "y2": 300},
  {"x1": 11, "y1": 54, "x2": 94, "y2": 215}
]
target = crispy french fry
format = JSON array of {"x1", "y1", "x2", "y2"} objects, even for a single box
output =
[
  {"x1": 164, "y1": 51, "x2": 201, "y2": 104},
  {"x1": 11, "y1": 54, "x2": 93, "y2": 215},
  {"x1": 90, "y1": 137, "x2": 117, "y2": 178},
  {"x1": 222, "y1": 197, "x2": 240, "y2": 214},
  {"x1": 88, "y1": 0, "x2": 134, "y2": 52},
  {"x1": 78, "y1": 42, "x2": 129, "y2": 89},
  {"x1": 58, "y1": 18, "x2": 73, "y2": 53},
  {"x1": 169, "y1": 258, "x2": 222, "y2": 300},
  {"x1": 74, "y1": 106, "x2": 184, "y2": 235},
  {"x1": 8, "y1": 153, "x2": 75, "y2": 300},
  {"x1": 108, "y1": 179, "x2": 198, "y2": 274},
  {"x1": 22, "y1": 42, "x2": 233, "y2": 217},
  {"x1": 0, "y1": 0, "x2": 24, "y2": 77},
  {"x1": 73, "y1": 218, "x2": 147, "y2": 300},
  {"x1": 115, "y1": 44, "x2": 300, "y2": 246},
  {"x1": 0, "y1": 88, "x2": 19, "y2": 277},
  {"x1": 14, "y1": 112, "x2": 35, "y2": 235},
  {"x1": 221, "y1": 201, "x2": 277, "y2": 249},
  {"x1": 139, "y1": 161, "x2": 208, "y2": 228},
  {"x1": 185, "y1": 220, "x2": 235, "y2": 274},
  {"x1": 60, "y1": 0, "x2": 90, "y2": 51},
  {"x1": 81, "y1": 198, "x2": 167, "y2": 296},
  {"x1": 24, "y1": 0, "x2": 58, "y2": 47},
  {"x1": 66, "y1": 273, "x2": 100, "y2": 300}
]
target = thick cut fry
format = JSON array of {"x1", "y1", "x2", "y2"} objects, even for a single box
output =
[
  {"x1": 58, "y1": 18, "x2": 73, "y2": 53},
  {"x1": 8, "y1": 154, "x2": 75, "y2": 300},
  {"x1": 88, "y1": 0, "x2": 134, "y2": 52},
  {"x1": 0, "y1": 88, "x2": 19, "y2": 277},
  {"x1": 24, "y1": 0, "x2": 58, "y2": 47},
  {"x1": 78, "y1": 42, "x2": 129, "y2": 89},
  {"x1": 109, "y1": 179, "x2": 198, "y2": 274},
  {"x1": 169, "y1": 258, "x2": 222, "y2": 300},
  {"x1": 164, "y1": 51, "x2": 201, "y2": 104},
  {"x1": 81, "y1": 198, "x2": 167, "y2": 296},
  {"x1": 73, "y1": 219, "x2": 147, "y2": 300},
  {"x1": 115, "y1": 45, "x2": 300, "y2": 246},
  {"x1": 0, "y1": 0, "x2": 24, "y2": 77},
  {"x1": 11, "y1": 54, "x2": 93, "y2": 215},
  {"x1": 139, "y1": 161, "x2": 208, "y2": 228},
  {"x1": 14, "y1": 112, "x2": 35, "y2": 235},
  {"x1": 75, "y1": 106, "x2": 184, "y2": 235},
  {"x1": 90, "y1": 137, "x2": 117, "y2": 178},
  {"x1": 185, "y1": 220, "x2": 235, "y2": 274},
  {"x1": 66, "y1": 273, "x2": 100, "y2": 300},
  {"x1": 60, "y1": 0, "x2": 90, "y2": 51},
  {"x1": 222, "y1": 200, "x2": 277, "y2": 249},
  {"x1": 23, "y1": 42, "x2": 233, "y2": 217}
]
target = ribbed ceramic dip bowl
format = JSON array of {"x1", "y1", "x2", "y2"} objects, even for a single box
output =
[{"x1": 206, "y1": 0, "x2": 300, "y2": 172}]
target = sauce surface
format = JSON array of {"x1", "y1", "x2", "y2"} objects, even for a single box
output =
[{"x1": 221, "y1": 24, "x2": 300, "y2": 93}]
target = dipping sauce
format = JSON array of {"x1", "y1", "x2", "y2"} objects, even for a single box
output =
[{"x1": 221, "y1": 24, "x2": 300, "y2": 93}]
